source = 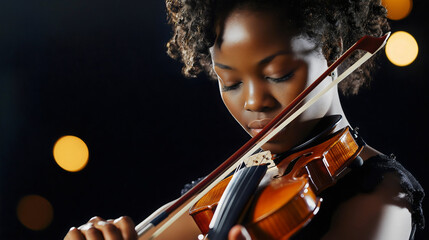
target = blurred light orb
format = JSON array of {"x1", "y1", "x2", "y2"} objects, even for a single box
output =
[
  {"x1": 382, "y1": 0, "x2": 413, "y2": 20},
  {"x1": 385, "y1": 31, "x2": 418, "y2": 67},
  {"x1": 17, "y1": 195, "x2": 54, "y2": 231},
  {"x1": 53, "y1": 135, "x2": 89, "y2": 172}
]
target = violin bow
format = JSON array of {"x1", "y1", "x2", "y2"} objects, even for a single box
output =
[{"x1": 135, "y1": 32, "x2": 391, "y2": 239}]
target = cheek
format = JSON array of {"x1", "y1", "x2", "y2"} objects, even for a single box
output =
[
  {"x1": 273, "y1": 64, "x2": 308, "y2": 106},
  {"x1": 220, "y1": 91, "x2": 247, "y2": 128}
]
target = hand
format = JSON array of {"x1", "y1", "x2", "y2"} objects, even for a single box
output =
[
  {"x1": 228, "y1": 225, "x2": 252, "y2": 240},
  {"x1": 64, "y1": 216, "x2": 137, "y2": 240}
]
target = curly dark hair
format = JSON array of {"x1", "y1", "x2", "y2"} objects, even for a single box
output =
[{"x1": 165, "y1": 0, "x2": 389, "y2": 95}]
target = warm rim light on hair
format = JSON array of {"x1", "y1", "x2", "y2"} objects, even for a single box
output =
[
  {"x1": 17, "y1": 195, "x2": 54, "y2": 231},
  {"x1": 53, "y1": 135, "x2": 89, "y2": 172},
  {"x1": 385, "y1": 31, "x2": 418, "y2": 67},
  {"x1": 382, "y1": 0, "x2": 413, "y2": 20}
]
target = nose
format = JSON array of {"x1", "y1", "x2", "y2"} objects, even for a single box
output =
[{"x1": 244, "y1": 79, "x2": 277, "y2": 112}]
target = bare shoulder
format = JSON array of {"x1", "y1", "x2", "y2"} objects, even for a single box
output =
[{"x1": 322, "y1": 151, "x2": 413, "y2": 240}]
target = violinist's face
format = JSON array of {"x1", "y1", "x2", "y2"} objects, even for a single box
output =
[{"x1": 211, "y1": 9, "x2": 336, "y2": 154}]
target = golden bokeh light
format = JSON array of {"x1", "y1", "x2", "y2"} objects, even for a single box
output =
[
  {"x1": 385, "y1": 31, "x2": 418, "y2": 67},
  {"x1": 53, "y1": 135, "x2": 89, "y2": 172},
  {"x1": 17, "y1": 195, "x2": 54, "y2": 231},
  {"x1": 382, "y1": 0, "x2": 413, "y2": 20}
]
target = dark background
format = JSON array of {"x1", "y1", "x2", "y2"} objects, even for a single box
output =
[{"x1": 0, "y1": 0, "x2": 427, "y2": 239}]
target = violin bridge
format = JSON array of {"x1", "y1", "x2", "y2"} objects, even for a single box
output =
[
  {"x1": 244, "y1": 151, "x2": 281, "y2": 187},
  {"x1": 244, "y1": 151, "x2": 276, "y2": 169}
]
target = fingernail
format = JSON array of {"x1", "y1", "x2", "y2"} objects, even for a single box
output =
[
  {"x1": 96, "y1": 221, "x2": 107, "y2": 226},
  {"x1": 69, "y1": 227, "x2": 76, "y2": 232},
  {"x1": 78, "y1": 223, "x2": 94, "y2": 230},
  {"x1": 113, "y1": 216, "x2": 123, "y2": 224},
  {"x1": 89, "y1": 216, "x2": 98, "y2": 221}
]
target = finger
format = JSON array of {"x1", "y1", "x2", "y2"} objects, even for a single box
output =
[
  {"x1": 112, "y1": 216, "x2": 138, "y2": 240},
  {"x1": 64, "y1": 227, "x2": 85, "y2": 240},
  {"x1": 89, "y1": 216, "x2": 106, "y2": 224},
  {"x1": 79, "y1": 222, "x2": 104, "y2": 240},
  {"x1": 228, "y1": 225, "x2": 252, "y2": 240},
  {"x1": 94, "y1": 220, "x2": 123, "y2": 240}
]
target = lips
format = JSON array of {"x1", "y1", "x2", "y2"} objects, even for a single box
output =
[{"x1": 247, "y1": 118, "x2": 272, "y2": 135}]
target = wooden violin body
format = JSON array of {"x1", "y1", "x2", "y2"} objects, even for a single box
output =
[{"x1": 189, "y1": 127, "x2": 364, "y2": 239}]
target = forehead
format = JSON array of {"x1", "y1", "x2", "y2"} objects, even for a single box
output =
[
  {"x1": 215, "y1": 9, "x2": 294, "y2": 49},
  {"x1": 212, "y1": 9, "x2": 316, "y2": 61}
]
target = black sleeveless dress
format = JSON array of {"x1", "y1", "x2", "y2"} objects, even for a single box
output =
[{"x1": 181, "y1": 154, "x2": 425, "y2": 239}]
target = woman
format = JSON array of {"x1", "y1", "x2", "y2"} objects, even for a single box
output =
[{"x1": 64, "y1": 0, "x2": 424, "y2": 239}]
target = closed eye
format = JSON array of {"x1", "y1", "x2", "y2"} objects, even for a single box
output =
[
  {"x1": 265, "y1": 71, "x2": 295, "y2": 83},
  {"x1": 221, "y1": 82, "x2": 242, "y2": 92}
]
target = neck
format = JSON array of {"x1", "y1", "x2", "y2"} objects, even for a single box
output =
[{"x1": 327, "y1": 87, "x2": 350, "y2": 132}]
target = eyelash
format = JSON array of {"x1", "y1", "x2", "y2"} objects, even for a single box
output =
[
  {"x1": 221, "y1": 71, "x2": 295, "y2": 92},
  {"x1": 265, "y1": 71, "x2": 295, "y2": 83},
  {"x1": 221, "y1": 82, "x2": 242, "y2": 92}
]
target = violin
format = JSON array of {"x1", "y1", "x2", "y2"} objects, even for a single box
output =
[
  {"x1": 135, "y1": 33, "x2": 391, "y2": 240},
  {"x1": 190, "y1": 126, "x2": 364, "y2": 239}
]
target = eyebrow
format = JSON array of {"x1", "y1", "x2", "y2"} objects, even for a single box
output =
[
  {"x1": 260, "y1": 50, "x2": 291, "y2": 64},
  {"x1": 214, "y1": 62, "x2": 233, "y2": 70},
  {"x1": 214, "y1": 50, "x2": 291, "y2": 70}
]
